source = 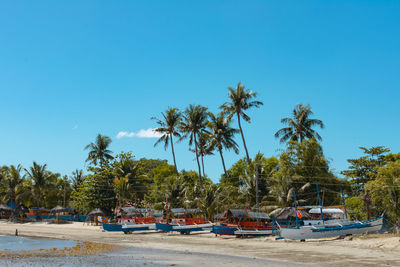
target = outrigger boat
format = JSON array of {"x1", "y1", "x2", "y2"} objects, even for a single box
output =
[
  {"x1": 212, "y1": 209, "x2": 277, "y2": 236},
  {"x1": 102, "y1": 207, "x2": 157, "y2": 233},
  {"x1": 278, "y1": 182, "x2": 384, "y2": 240},
  {"x1": 155, "y1": 208, "x2": 213, "y2": 234}
]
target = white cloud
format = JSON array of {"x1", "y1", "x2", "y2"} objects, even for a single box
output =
[
  {"x1": 116, "y1": 128, "x2": 162, "y2": 139},
  {"x1": 72, "y1": 125, "x2": 78, "y2": 130}
]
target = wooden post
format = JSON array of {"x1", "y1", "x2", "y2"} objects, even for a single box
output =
[
  {"x1": 363, "y1": 189, "x2": 371, "y2": 220},
  {"x1": 316, "y1": 180, "x2": 324, "y2": 223},
  {"x1": 115, "y1": 200, "x2": 118, "y2": 222},
  {"x1": 165, "y1": 197, "x2": 169, "y2": 224},
  {"x1": 294, "y1": 189, "x2": 299, "y2": 227},
  {"x1": 135, "y1": 192, "x2": 137, "y2": 221}
]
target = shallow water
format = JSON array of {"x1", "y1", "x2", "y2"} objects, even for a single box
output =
[
  {"x1": 0, "y1": 246, "x2": 316, "y2": 266},
  {"x1": 0, "y1": 235, "x2": 77, "y2": 252}
]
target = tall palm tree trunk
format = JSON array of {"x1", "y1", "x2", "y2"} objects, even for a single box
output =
[
  {"x1": 201, "y1": 154, "x2": 205, "y2": 177},
  {"x1": 218, "y1": 147, "x2": 227, "y2": 177},
  {"x1": 169, "y1": 134, "x2": 178, "y2": 174},
  {"x1": 237, "y1": 112, "x2": 250, "y2": 163},
  {"x1": 193, "y1": 133, "x2": 203, "y2": 186}
]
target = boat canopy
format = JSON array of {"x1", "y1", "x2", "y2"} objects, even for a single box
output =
[
  {"x1": 171, "y1": 208, "x2": 202, "y2": 216},
  {"x1": 308, "y1": 208, "x2": 344, "y2": 214},
  {"x1": 228, "y1": 209, "x2": 248, "y2": 218},
  {"x1": 119, "y1": 207, "x2": 153, "y2": 216},
  {"x1": 247, "y1": 211, "x2": 270, "y2": 220},
  {"x1": 226, "y1": 209, "x2": 270, "y2": 219}
]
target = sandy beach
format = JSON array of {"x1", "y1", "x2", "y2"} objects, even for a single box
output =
[{"x1": 1, "y1": 221, "x2": 399, "y2": 266}]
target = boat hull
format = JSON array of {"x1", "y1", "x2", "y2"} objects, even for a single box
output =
[
  {"x1": 279, "y1": 216, "x2": 383, "y2": 240},
  {"x1": 212, "y1": 225, "x2": 238, "y2": 235},
  {"x1": 122, "y1": 223, "x2": 156, "y2": 232},
  {"x1": 234, "y1": 229, "x2": 277, "y2": 236},
  {"x1": 102, "y1": 223, "x2": 122, "y2": 232},
  {"x1": 155, "y1": 222, "x2": 213, "y2": 233}
]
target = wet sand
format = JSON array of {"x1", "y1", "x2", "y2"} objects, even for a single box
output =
[{"x1": 0, "y1": 221, "x2": 399, "y2": 266}]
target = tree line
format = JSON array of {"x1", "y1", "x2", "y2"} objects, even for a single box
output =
[{"x1": 1, "y1": 83, "x2": 399, "y2": 228}]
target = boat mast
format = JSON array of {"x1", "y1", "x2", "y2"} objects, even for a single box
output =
[
  {"x1": 340, "y1": 186, "x2": 348, "y2": 219},
  {"x1": 294, "y1": 189, "x2": 299, "y2": 227},
  {"x1": 134, "y1": 192, "x2": 137, "y2": 221},
  {"x1": 316, "y1": 180, "x2": 324, "y2": 222},
  {"x1": 183, "y1": 192, "x2": 186, "y2": 219},
  {"x1": 165, "y1": 197, "x2": 169, "y2": 224}
]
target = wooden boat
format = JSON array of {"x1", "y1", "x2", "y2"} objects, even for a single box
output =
[
  {"x1": 102, "y1": 208, "x2": 156, "y2": 233},
  {"x1": 155, "y1": 208, "x2": 213, "y2": 234},
  {"x1": 279, "y1": 215, "x2": 383, "y2": 240},
  {"x1": 278, "y1": 182, "x2": 383, "y2": 240},
  {"x1": 212, "y1": 209, "x2": 277, "y2": 236}
]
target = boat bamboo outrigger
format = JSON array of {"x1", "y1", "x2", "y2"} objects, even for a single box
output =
[
  {"x1": 212, "y1": 209, "x2": 277, "y2": 236},
  {"x1": 278, "y1": 182, "x2": 384, "y2": 240},
  {"x1": 155, "y1": 195, "x2": 212, "y2": 234}
]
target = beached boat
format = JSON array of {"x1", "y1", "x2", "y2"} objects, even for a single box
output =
[
  {"x1": 102, "y1": 208, "x2": 156, "y2": 233},
  {"x1": 155, "y1": 208, "x2": 212, "y2": 234},
  {"x1": 279, "y1": 214, "x2": 383, "y2": 240},
  {"x1": 212, "y1": 209, "x2": 277, "y2": 236},
  {"x1": 278, "y1": 182, "x2": 384, "y2": 240}
]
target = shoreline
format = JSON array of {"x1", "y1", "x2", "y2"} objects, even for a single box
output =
[{"x1": 1, "y1": 221, "x2": 400, "y2": 266}]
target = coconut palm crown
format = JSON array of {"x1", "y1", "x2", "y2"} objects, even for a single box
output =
[
  {"x1": 152, "y1": 107, "x2": 182, "y2": 174},
  {"x1": 220, "y1": 82, "x2": 263, "y2": 163},
  {"x1": 207, "y1": 112, "x2": 239, "y2": 176},
  {"x1": 275, "y1": 104, "x2": 324, "y2": 144},
  {"x1": 179, "y1": 104, "x2": 209, "y2": 185},
  {"x1": 84, "y1": 134, "x2": 114, "y2": 167}
]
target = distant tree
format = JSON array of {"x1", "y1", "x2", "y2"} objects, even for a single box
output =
[
  {"x1": 179, "y1": 104, "x2": 209, "y2": 185},
  {"x1": 1, "y1": 165, "x2": 25, "y2": 205},
  {"x1": 25, "y1": 162, "x2": 55, "y2": 208},
  {"x1": 342, "y1": 146, "x2": 390, "y2": 193},
  {"x1": 207, "y1": 112, "x2": 239, "y2": 177},
  {"x1": 365, "y1": 159, "x2": 400, "y2": 225},
  {"x1": 191, "y1": 133, "x2": 213, "y2": 177},
  {"x1": 275, "y1": 104, "x2": 324, "y2": 144},
  {"x1": 152, "y1": 107, "x2": 182, "y2": 174},
  {"x1": 269, "y1": 139, "x2": 343, "y2": 208},
  {"x1": 220, "y1": 82, "x2": 263, "y2": 163},
  {"x1": 71, "y1": 169, "x2": 84, "y2": 191},
  {"x1": 84, "y1": 134, "x2": 114, "y2": 167}
]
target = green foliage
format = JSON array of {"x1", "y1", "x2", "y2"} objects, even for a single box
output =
[
  {"x1": 220, "y1": 82, "x2": 263, "y2": 162},
  {"x1": 342, "y1": 146, "x2": 390, "y2": 193},
  {"x1": 345, "y1": 196, "x2": 367, "y2": 221},
  {"x1": 365, "y1": 160, "x2": 400, "y2": 225},
  {"x1": 275, "y1": 104, "x2": 324, "y2": 143},
  {"x1": 269, "y1": 139, "x2": 344, "y2": 209},
  {"x1": 84, "y1": 134, "x2": 114, "y2": 167},
  {"x1": 152, "y1": 107, "x2": 182, "y2": 173}
]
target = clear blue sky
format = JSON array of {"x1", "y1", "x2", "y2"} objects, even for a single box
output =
[{"x1": 1, "y1": 1, "x2": 399, "y2": 182}]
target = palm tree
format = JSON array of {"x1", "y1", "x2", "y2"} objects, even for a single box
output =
[
  {"x1": 207, "y1": 112, "x2": 239, "y2": 177},
  {"x1": 220, "y1": 82, "x2": 263, "y2": 163},
  {"x1": 192, "y1": 133, "x2": 214, "y2": 177},
  {"x1": 275, "y1": 104, "x2": 324, "y2": 144},
  {"x1": 71, "y1": 169, "x2": 84, "y2": 191},
  {"x1": 84, "y1": 134, "x2": 114, "y2": 167},
  {"x1": 25, "y1": 162, "x2": 54, "y2": 208},
  {"x1": 179, "y1": 104, "x2": 209, "y2": 185},
  {"x1": 152, "y1": 107, "x2": 182, "y2": 174},
  {"x1": 1, "y1": 165, "x2": 25, "y2": 205},
  {"x1": 113, "y1": 176, "x2": 132, "y2": 205}
]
